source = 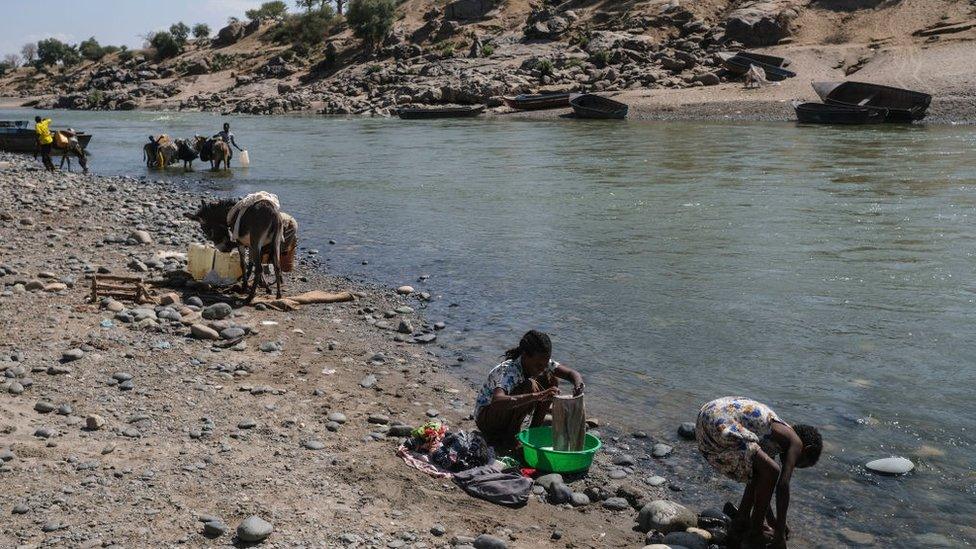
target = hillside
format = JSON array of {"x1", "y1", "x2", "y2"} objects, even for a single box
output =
[{"x1": 1, "y1": 0, "x2": 975, "y2": 120}]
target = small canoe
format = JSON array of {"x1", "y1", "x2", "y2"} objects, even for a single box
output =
[
  {"x1": 503, "y1": 93, "x2": 571, "y2": 111},
  {"x1": 721, "y1": 55, "x2": 796, "y2": 81},
  {"x1": 570, "y1": 94, "x2": 628, "y2": 120},
  {"x1": 812, "y1": 81, "x2": 931, "y2": 122},
  {"x1": 793, "y1": 102, "x2": 885, "y2": 125},
  {"x1": 397, "y1": 105, "x2": 485, "y2": 120},
  {"x1": 0, "y1": 121, "x2": 93, "y2": 154}
]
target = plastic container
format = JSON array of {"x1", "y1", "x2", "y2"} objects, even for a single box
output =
[
  {"x1": 518, "y1": 426, "x2": 602, "y2": 474},
  {"x1": 238, "y1": 150, "x2": 250, "y2": 167},
  {"x1": 187, "y1": 243, "x2": 215, "y2": 281},
  {"x1": 212, "y1": 249, "x2": 243, "y2": 282}
]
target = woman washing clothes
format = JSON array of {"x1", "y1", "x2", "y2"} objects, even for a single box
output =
[
  {"x1": 696, "y1": 397, "x2": 823, "y2": 549},
  {"x1": 474, "y1": 330, "x2": 584, "y2": 452}
]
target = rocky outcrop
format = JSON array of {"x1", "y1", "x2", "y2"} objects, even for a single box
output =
[
  {"x1": 524, "y1": 8, "x2": 576, "y2": 39},
  {"x1": 213, "y1": 20, "x2": 247, "y2": 47},
  {"x1": 444, "y1": 0, "x2": 497, "y2": 21},
  {"x1": 723, "y1": 0, "x2": 801, "y2": 46}
]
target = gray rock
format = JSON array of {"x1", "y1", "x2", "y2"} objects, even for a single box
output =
[
  {"x1": 724, "y1": 0, "x2": 799, "y2": 46},
  {"x1": 237, "y1": 419, "x2": 257, "y2": 429},
  {"x1": 646, "y1": 475, "x2": 667, "y2": 487},
  {"x1": 360, "y1": 374, "x2": 377, "y2": 388},
  {"x1": 220, "y1": 327, "x2": 246, "y2": 340},
  {"x1": 61, "y1": 348, "x2": 85, "y2": 362},
  {"x1": 535, "y1": 473, "x2": 563, "y2": 491},
  {"x1": 259, "y1": 341, "x2": 281, "y2": 353},
  {"x1": 0, "y1": 448, "x2": 15, "y2": 461},
  {"x1": 303, "y1": 440, "x2": 326, "y2": 450},
  {"x1": 129, "y1": 230, "x2": 152, "y2": 244},
  {"x1": 637, "y1": 500, "x2": 697, "y2": 533},
  {"x1": 652, "y1": 443, "x2": 673, "y2": 457},
  {"x1": 570, "y1": 492, "x2": 590, "y2": 506},
  {"x1": 548, "y1": 482, "x2": 573, "y2": 504},
  {"x1": 602, "y1": 497, "x2": 630, "y2": 511},
  {"x1": 367, "y1": 414, "x2": 390, "y2": 425},
  {"x1": 202, "y1": 302, "x2": 233, "y2": 320},
  {"x1": 431, "y1": 524, "x2": 446, "y2": 536},
  {"x1": 203, "y1": 520, "x2": 227, "y2": 537},
  {"x1": 397, "y1": 320, "x2": 414, "y2": 334},
  {"x1": 664, "y1": 530, "x2": 709, "y2": 549},
  {"x1": 327, "y1": 412, "x2": 347, "y2": 424},
  {"x1": 473, "y1": 534, "x2": 508, "y2": 549},
  {"x1": 12, "y1": 503, "x2": 29, "y2": 514},
  {"x1": 865, "y1": 456, "x2": 914, "y2": 475},
  {"x1": 34, "y1": 400, "x2": 56, "y2": 413},
  {"x1": 613, "y1": 454, "x2": 636, "y2": 466},
  {"x1": 677, "y1": 422, "x2": 696, "y2": 440},
  {"x1": 236, "y1": 515, "x2": 273, "y2": 542}
]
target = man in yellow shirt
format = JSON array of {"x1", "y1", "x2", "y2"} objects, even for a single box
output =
[{"x1": 34, "y1": 115, "x2": 55, "y2": 171}]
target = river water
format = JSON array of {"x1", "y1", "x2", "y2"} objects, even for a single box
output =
[{"x1": 9, "y1": 108, "x2": 975, "y2": 546}]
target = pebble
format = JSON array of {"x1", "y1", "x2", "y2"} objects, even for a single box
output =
[
  {"x1": 12, "y1": 503, "x2": 30, "y2": 514},
  {"x1": 236, "y1": 515, "x2": 273, "y2": 542},
  {"x1": 303, "y1": 440, "x2": 326, "y2": 450},
  {"x1": 602, "y1": 497, "x2": 630, "y2": 511},
  {"x1": 259, "y1": 341, "x2": 281, "y2": 353},
  {"x1": 84, "y1": 414, "x2": 105, "y2": 430},
  {"x1": 548, "y1": 482, "x2": 573, "y2": 504},
  {"x1": 397, "y1": 320, "x2": 414, "y2": 334},
  {"x1": 202, "y1": 302, "x2": 233, "y2": 320},
  {"x1": 359, "y1": 374, "x2": 377, "y2": 388},
  {"x1": 203, "y1": 520, "x2": 227, "y2": 537},
  {"x1": 570, "y1": 492, "x2": 590, "y2": 506},
  {"x1": 0, "y1": 448, "x2": 15, "y2": 461},
  {"x1": 8, "y1": 382, "x2": 24, "y2": 394},
  {"x1": 396, "y1": 285, "x2": 414, "y2": 295},
  {"x1": 608, "y1": 469, "x2": 629, "y2": 479},
  {"x1": 473, "y1": 534, "x2": 507, "y2": 549},
  {"x1": 327, "y1": 412, "x2": 347, "y2": 424},
  {"x1": 613, "y1": 454, "x2": 636, "y2": 466},
  {"x1": 865, "y1": 456, "x2": 914, "y2": 475},
  {"x1": 645, "y1": 475, "x2": 667, "y2": 487},
  {"x1": 535, "y1": 473, "x2": 563, "y2": 490},
  {"x1": 663, "y1": 531, "x2": 709, "y2": 549},
  {"x1": 129, "y1": 229, "x2": 152, "y2": 244},
  {"x1": 34, "y1": 400, "x2": 56, "y2": 413},
  {"x1": 367, "y1": 414, "x2": 390, "y2": 425},
  {"x1": 191, "y1": 323, "x2": 220, "y2": 340},
  {"x1": 652, "y1": 443, "x2": 673, "y2": 458},
  {"x1": 238, "y1": 419, "x2": 257, "y2": 429},
  {"x1": 220, "y1": 327, "x2": 246, "y2": 340},
  {"x1": 425, "y1": 408, "x2": 439, "y2": 418},
  {"x1": 677, "y1": 422, "x2": 696, "y2": 440},
  {"x1": 839, "y1": 528, "x2": 876, "y2": 546},
  {"x1": 61, "y1": 348, "x2": 85, "y2": 362},
  {"x1": 430, "y1": 525, "x2": 446, "y2": 536}
]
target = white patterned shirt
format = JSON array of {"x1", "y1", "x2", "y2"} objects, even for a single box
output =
[{"x1": 473, "y1": 357, "x2": 559, "y2": 417}]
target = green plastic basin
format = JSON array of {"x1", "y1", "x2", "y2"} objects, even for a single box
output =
[{"x1": 517, "y1": 426, "x2": 602, "y2": 474}]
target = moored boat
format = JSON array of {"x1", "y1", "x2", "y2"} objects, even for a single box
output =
[
  {"x1": 793, "y1": 101, "x2": 885, "y2": 125},
  {"x1": 570, "y1": 94, "x2": 628, "y2": 120},
  {"x1": 397, "y1": 105, "x2": 485, "y2": 119},
  {"x1": 503, "y1": 93, "x2": 572, "y2": 111},
  {"x1": 812, "y1": 81, "x2": 931, "y2": 122},
  {"x1": 0, "y1": 121, "x2": 93, "y2": 154},
  {"x1": 720, "y1": 54, "x2": 796, "y2": 81}
]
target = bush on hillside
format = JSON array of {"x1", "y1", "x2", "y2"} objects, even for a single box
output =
[
  {"x1": 346, "y1": 0, "x2": 396, "y2": 53},
  {"x1": 247, "y1": 1, "x2": 289, "y2": 21},
  {"x1": 270, "y1": 6, "x2": 337, "y2": 48},
  {"x1": 192, "y1": 23, "x2": 211, "y2": 39},
  {"x1": 36, "y1": 38, "x2": 81, "y2": 67},
  {"x1": 170, "y1": 22, "x2": 191, "y2": 46},
  {"x1": 79, "y1": 37, "x2": 106, "y2": 61},
  {"x1": 149, "y1": 31, "x2": 182, "y2": 60}
]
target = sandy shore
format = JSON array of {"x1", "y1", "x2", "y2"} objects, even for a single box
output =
[{"x1": 0, "y1": 154, "x2": 743, "y2": 548}]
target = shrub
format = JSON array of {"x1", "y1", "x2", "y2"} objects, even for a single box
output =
[
  {"x1": 0, "y1": 61, "x2": 11, "y2": 76},
  {"x1": 170, "y1": 22, "x2": 191, "y2": 46},
  {"x1": 246, "y1": 1, "x2": 289, "y2": 21},
  {"x1": 36, "y1": 38, "x2": 79, "y2": 66},
  {"x1": 536, "y1": 59, "x2": 554, "y2": 76},
  {"x1": 192, "y1": 23, "x2": 211, "y2": 39},
  {"x1": 437, "y1": 42, "x2": 455, "y2": 57},
  {"x1": 270, "y1": 7, "x2": 337, "y2": 46},
  {"x1": 346, "y1": 0, "x2": 396, "y2": 53},
  {"x1": 480, "y1": 44, "x2": 494, "y2": 57},
  {"x1": 119, "y1": 49, "x2": 135, "y2": 62},
  {"x1": 210, "y1": 53, "x2": 234, "y2": 71},
  {"x1": 149, "y1": 31, "x2": 182, "y2": 60},
  {"x1": 79, "y1": 37, "x2": 106, "y2": 61},
  {"x1": 589, "y1": 50, "x2": 610, "y2": 67},
  {"x1": 366, "y1": 64, "x2": 382, "y2": 74}
]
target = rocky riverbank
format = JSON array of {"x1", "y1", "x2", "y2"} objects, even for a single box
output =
[{"x1": 0, "y1": 153, "x2": 747, "y2": 548}]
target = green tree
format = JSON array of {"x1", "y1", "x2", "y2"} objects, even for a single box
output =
[
  {"x1": 20, "y1": 43, "x2": 37, "y2": 64},
  {"x1": 79, "y1": 37, "x2": 106, "y2": 61},
  {"x1": 246, "y1": 1, "x2": 289, "y2": 20},
  {"x1": 170, "y1": 22, "x2": 191, "y2": 46},
  {"x1": 346, "y1": 0, "x2": 395, "y2": 53},
  {"x1": 150, "y1": 31, "x2": 182, "y2": 59},
  {"x1": 192, "y1": 23, "x2": 211, "y2": 39},
  {"x1": 36, "y1": 38, "x2": 80, "y2": 66},
  {"x1": 270, "y1": 5, "x2": 336, "y2": 47}
]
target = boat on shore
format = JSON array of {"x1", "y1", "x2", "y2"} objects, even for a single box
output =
[
  {"x1": 793, "y1": 101, "x2": 885, "y2": 125},
  {"x1": 812, "y1": 81, "x2": 931, "y2": 122},
  {"x1": 570, "y1": 94, "x2": 628, "y2": 120},
  {"x1": 0, "y1": 121, "x2": 93, "y2": 154},
  {"x1": 397, "y1": 105, "x2": 485, "y2": 120},
  {"x1": 719, "y1": 52, "x2": 796, "y2": 81},
  {"x1": 503, "y1": 93, "x2": 572, "y2": 111}
]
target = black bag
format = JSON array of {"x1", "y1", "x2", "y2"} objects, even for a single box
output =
[
  {"x1": 431, "y1": 431, "x2": 491, "y2": 472},
  {"x1": 452, "y1": 465, "x2": 532, "y2": 508}
]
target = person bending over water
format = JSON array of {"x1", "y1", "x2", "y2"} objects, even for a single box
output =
[
  {"x1": 696, "y1": 397, "x2": 822, "y2": 549},
  {"x1": 474, "y1": 330, "x2": 584, "y2": 452}
]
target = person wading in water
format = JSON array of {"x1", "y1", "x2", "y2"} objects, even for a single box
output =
[
  {"x1": 34, "y1": 116, "x2": 54, "y2": 171},
  {"x1": 214, "y1": 122, "x2": 243, "y2": 165},
  {"x1": 696, "y1": 397, "x2": 823, "y2": 548},
  {"x1": 474, "y1": 330, "x2": 584, "y2": 453}
]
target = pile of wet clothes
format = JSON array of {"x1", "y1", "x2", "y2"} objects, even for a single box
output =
[{"x1": 397, "y1": 422, "x2": 533, "y2": 507}]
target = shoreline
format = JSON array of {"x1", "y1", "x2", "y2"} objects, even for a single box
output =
[{"x1": 0, "y1": 153, "x2": 742, "y2": 548}]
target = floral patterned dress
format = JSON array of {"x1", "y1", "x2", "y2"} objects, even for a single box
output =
[
  {"x1": 473, "y1": 357, "x2": 559, "y2": 418},
  {"x1": 696, "y1": 396, "x2": 785, "y2": 483}
]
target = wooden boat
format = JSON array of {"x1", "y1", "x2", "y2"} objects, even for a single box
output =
[
  {"x1": 570, "y1": 94, "x2": 628, "y2": 120},
  {"x1": 793, "y1": 102, "x2": 885, "y2": 125},
  {"x1": 0, "y1": 121, "x2": 92, "y2": 154},
  {"x1": 397, "y1": 105, "x2": 485, "y2": 119},
  {"x1": 720, "y1": 54, "x2": 796, "y2": 81},
  {"x1": 503, "y1": 93, "x2": 571, "y2": 111},
  {"x1": 812, "y1": 81, "x2": 931, "y2": 122}
]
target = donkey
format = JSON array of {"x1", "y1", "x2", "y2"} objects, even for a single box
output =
[
  {"x1": 210, "y1": 140, "x2": 231, "y2": 171},
  {"x1": 55, "y1": 129, "x2": 88, "y2": 173},
  {"x1": 188, "y1": 196, "x2": 284, "y2": 302},
  {"x1": 174, "y1": 138, "x2": 199, "y2": 170}
]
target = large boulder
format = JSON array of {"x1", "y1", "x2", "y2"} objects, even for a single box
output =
[
  {"x1": 637, "y1": 500, "x2": 698, "y2": 534},
  {"x1": 723, "y1": 1, "x2": 801, "y2": 46},
  {"x1": 213, "y1": 20, "x2": 247, "y2": 47},
  {"x1": 444, "y1": 0, "x2": 497, "y2": 21}
]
